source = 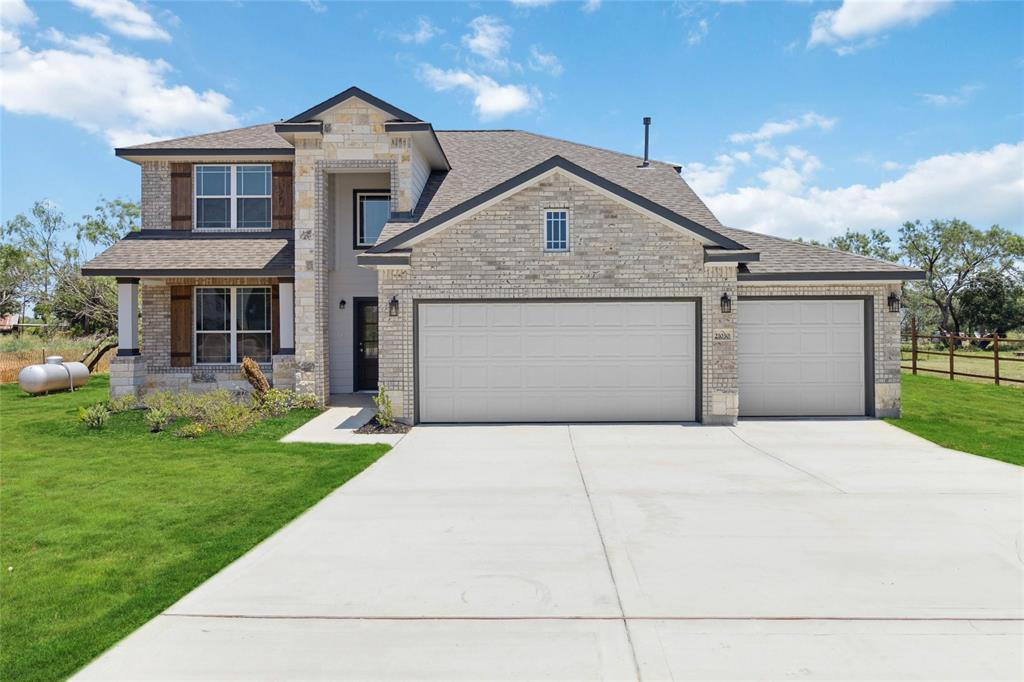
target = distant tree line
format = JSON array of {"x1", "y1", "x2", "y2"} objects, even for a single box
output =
[
  {"x1": 1, "y1": 199, "x2": 139, "y2": 337},
  {"x1": 801, "y1": 219, "x2": 1024, "y2": 339}
]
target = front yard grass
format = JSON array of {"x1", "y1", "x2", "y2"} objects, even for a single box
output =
[
  {"x1": 887, "y1": 373, "x2": 1024, "y2": 467},
  {"x1": 0, "y1": 376, "x2": 389, "y2": 681}
]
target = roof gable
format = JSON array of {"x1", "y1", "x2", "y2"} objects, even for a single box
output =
[
  {"x1": 286, "y1": 86, "x2": 421, "y2": 123},
  {"x1": 369, "y1": 155, "x2": 747, "y2": 253}
]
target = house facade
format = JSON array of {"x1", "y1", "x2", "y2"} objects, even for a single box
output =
[{"x1": 84, "y1": 87, "x2": 923, "y2": 425}]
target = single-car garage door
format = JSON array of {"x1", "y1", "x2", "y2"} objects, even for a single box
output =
[
  {"x1": 418, "y1": 301, "x2": 696, "y2": 423},
  {"x1": 738, "y1": 299, "x2": 867, "y2": 417}
]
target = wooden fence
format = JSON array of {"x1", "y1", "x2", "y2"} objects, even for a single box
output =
[{"x1": 901, "y1": 317, "x2": 1024, "y2": 386}]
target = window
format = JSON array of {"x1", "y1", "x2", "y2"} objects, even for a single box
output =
[
  {"x1": 355, "y1": 190, "x2": 391, "y2": 248},
  {"x1": 195, "y1": 165, "x2": 272, "y2": 229},
  {"x1": 194, "y1": 287, "x2": 272, "y2": 364},
  {"x1": 545, "y1": 210, "x2": 568, "y2": 251}
]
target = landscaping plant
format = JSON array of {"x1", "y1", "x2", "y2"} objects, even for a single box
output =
[
  {"x1": 144, "y1": 406, "x2": 173, "y2": 433},
  {"x1": 173, "y1": 422, "x2": 205, "y2": 439},
  {"x1": 372, "y1": 386, "x2": 395, "y2": 428},
  {"x1": 77, "y1": 403, "x2": 109, "y2": 429},
  {"x1": 241, "y1": 357, "x2": 270, "y2": 399}
]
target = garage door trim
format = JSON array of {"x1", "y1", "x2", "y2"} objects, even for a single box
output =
[
  {"x1": 737, "y1": 295, "x2": 874, "y2": 416},
  {"x1": 412, "y1": 297, "x2": 702, "y2": 424}
]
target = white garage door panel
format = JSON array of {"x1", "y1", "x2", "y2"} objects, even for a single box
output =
[
  {"x1": 738, "y1": 300, "x2": 865, "y2": 417},
  {"x1": 419, "y1": 301, "x2": 696, "y2": 423}
]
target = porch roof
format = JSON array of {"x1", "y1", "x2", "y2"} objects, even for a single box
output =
[{"x1": 81, "y1": 231, "x2": 294, "y2": 278}]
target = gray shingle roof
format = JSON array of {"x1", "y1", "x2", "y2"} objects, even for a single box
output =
[
  {"x1": 81, "y1": 231, "x2": 293, "y2": 276},
  {"x1": 718, "y1": 226, "x2": 921, "y2": 279},
  {"x1": 116, "y1": 123, "x2": 292, "y2": 152},
  {"x1": 375, "y1": 130, "x2": 724, "y2": 246}
]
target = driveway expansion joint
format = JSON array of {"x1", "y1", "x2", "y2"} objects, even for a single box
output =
[{"x1": 727, "y1": 427, "x2": 848, "y2": 493}]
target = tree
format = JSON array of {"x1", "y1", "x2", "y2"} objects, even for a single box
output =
[
  {"x1": 826, "y1": 228, "x2": 897, "y2": 262},
  {"x1": 77, "y1": 198, "x2": 140, "y2": 248},
  {"x1": 0, "y1": 244, "x2": 32, "y2": 316},
  {"x1": 50, "y1": 274, "x2": 118, "y2": 336},
  {"x1": 2, "y1": 201, "x2": 79, "y2": 321},
  {"x1": 899, "y1": 219, "x2": 1024, "y2": 337},
  {"x1": 959, "y1": 275, "x2": 1024, "y2": 338}
]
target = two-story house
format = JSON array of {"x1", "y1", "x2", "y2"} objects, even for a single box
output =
[{"x1": 83, "y1": 87, "x2": 922, "y2": 425}]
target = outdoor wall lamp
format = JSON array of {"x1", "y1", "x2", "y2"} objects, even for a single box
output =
[
  {"x1": 388, "y1": 295, "x2": 400, "y2": 317},
  {"x1": 338, "y1": 299, "x2": 346, "y2": 310},
  {"x1": 888, "y1": 292, "x2": 901, "y2": 313},
  {"x1": 720, "y1": 292, "x2": 732, "y2": 314}
]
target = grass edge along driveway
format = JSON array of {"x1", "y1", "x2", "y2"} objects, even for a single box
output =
[
  {"x1": 0, "y1": 376, "x2": 389, "y2": 682},
  {"x1": 888, "y1": 372, "x2": 1024, "y2": 467}
]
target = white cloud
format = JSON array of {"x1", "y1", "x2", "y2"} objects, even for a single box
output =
[
  {"x1": 809, "y1": 0, "x2": 950, "y2": 53},
  {"x1": 729, "y1": 112, "x2": 837, "y2": 144},
  {"x1": 462, "y1": 15, "x2": 512, "y2": 70},
  {"x1": 1, "y1": 27, "x2": 238, "y2": 146},
  {"x1": 757, "y1": 146, "x2": 822, "y2": 193},
  {"x1": 528, "y1": 45, "x2": 562, "y2": 76},
  {"x1": 703, "y1": 142, "x2": 1024, "y2": 240},
  {"x1": 397, "y1": 17, "x2": 442, "y2": 45},
  {"x1": 302, "y1": 0, "x2": 327, "y2": 13},
  {"x1": 419, "y1": 65, "x2": 539, "y2": 120},
  {"x1": 1, "y1": 0, "x2": 36, "y2": 28},
  {"x1": 69, "y1": 0, "x2": 171, "y2": 41},
  {"x1": 881, "y1": 160, "x2": 903, "y2": 171},
  {"x1": 510, "y1": 0, "x2": 556, "y2": 6},
  {"x1": 918, "y1": 83, "x2": 982, "y2": 107},
  {"x1": 688, "y1": 18, "x2": 709, "y2": 46},
  {"x1": 679, "y1": 151, "x2": 753, "y2": 196},
  {"x1": 581, "y1": 0, "x2": 602, "y2": 13}
]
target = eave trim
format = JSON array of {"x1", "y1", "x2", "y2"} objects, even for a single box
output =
[
  {"x1": 738, "y1": 270, "x2": 926, "y2": 282},
  {"x1": 115, "y1": 148, "x2": 295, "y2": 158}
]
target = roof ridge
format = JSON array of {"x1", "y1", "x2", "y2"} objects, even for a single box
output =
[
  {"x1": 721, "y1": 225, "x2": 908, "y2": 268},
  {"x1": 436, "y1": 129, "x2": 677, "y2": 169}
]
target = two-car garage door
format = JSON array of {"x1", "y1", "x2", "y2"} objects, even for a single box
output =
[
  {"x1": 738, "y1": 299, "x2": 867, "y2": 417},
  {"x1": 418, "y1": 301, "x2": 696, "y2": 422}
]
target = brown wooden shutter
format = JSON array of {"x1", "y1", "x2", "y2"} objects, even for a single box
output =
[
  {"x1": 271, "y1": 162, "x2": 293, "y2": 230},
  {"x1": 271, "y1": 285, "x2": 281, "y2": 355},
  {"x1": 170, "y1": 163, "x2": 192, "y2": 230},
  {"x1": 170, "y1": 286, "x2": 192, "y2": 367}
]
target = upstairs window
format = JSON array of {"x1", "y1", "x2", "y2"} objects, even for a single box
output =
[
  {"x1": 545, "y1": 210, "x2": 569, "y2": 251},
  {"x1": 355, "y1": 190, "x2": 391, "y2": 248},
  {"x1": 195, "y1": 165, "x2": 271, "y2": 229}
]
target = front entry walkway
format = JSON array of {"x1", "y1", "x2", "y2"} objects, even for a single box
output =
[
  {"x1": 76, "y1": 421, "x2": 1023, "y2": 680},
  {"x1": 279, "y1": 394, "x2": 406, "y2": 446}
]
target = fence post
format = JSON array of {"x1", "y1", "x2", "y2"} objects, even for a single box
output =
[
  {"x1": 948, "y1": 333, "x2": 955, "y2": 381},
  {"x1": 993, "y1": 336, "x2": 1000, "y2": 386},
  {"x1": 911, "y1": 316, "x2": 918, "y2": 375}
]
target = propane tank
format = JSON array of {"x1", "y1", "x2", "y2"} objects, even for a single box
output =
[{"x1": 18, "y1": 356, "x2": 90, "y2": 395}]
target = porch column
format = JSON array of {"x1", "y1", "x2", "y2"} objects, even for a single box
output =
[
  {"x1": 278, "y1": 280, "x2": 295, "y2": 353},
  {"x1": 116, "y1": 278, "x2": 140, "y2": 356}
]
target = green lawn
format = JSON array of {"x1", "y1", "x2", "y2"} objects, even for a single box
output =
[
  {"x1": 887, "y1": 373, "x2": 1024, "y2": 466},
  {"x1": 0, "y1": 376, "x2": 389, "y2": 681}
]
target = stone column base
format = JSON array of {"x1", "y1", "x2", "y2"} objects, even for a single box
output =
[
  {"x1": 272, "y1": 354, "x2": 297, "y2": 391},
  {"x1": 109, "y1": 355, "x2": 145, "y2": 399}
]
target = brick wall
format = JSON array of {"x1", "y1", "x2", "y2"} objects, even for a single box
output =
[
  {"x1": 140, "y1": 161, "x2": 170, "y2": 229},
  {"x1": 377, "y1": 173, "x2": 740, "y2": 424}
]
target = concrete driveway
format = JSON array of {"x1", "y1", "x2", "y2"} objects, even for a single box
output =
[{"x1": 76, "y1": 421, "x2": 1023, "y2": 680}]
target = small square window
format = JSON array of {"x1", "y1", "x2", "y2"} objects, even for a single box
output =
[
  {"x1": 545, "y1": 210, "x2": 568, "y2": 251},
  {"x1": 355, "y1": 191, "x2": 391, "y2": 248}
]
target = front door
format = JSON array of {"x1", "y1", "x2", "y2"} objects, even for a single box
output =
[{"x1": 354, "y1": 298, "x2": 379, "y2": 391}]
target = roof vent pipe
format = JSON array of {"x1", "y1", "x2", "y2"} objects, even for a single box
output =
[{"x1": 641, "y1": 116, "x2": 651, "y2": 168}]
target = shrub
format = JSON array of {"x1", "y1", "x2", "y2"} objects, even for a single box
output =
[
  {"x1": 78, "y1": 403, "x2": 109, "y2": 429},
  {"x1": 372, "y1": 386, "x2": 395, "y2": 428},
  {"x1": 143, "y1": 390, "x2": 178, "y2": 415},
  {"x1": 201, "y1": 401, "x2": 259, "y2": 436},
  {"x1": 144, "y1": 406, "x2": 173, "y2": 433},
  {"x1": 258, "y1": 388, "x2": 292, "y2": 418},
  {"x1": 107, "y1": 394, "x2": 136, "y2": 414},
  {"x1": 241, "y1": 357, "x2": 270, "y2": 399},
  {"x1": 175, "y1": 389, "x2": 235, "y2": 420},
  {"x1": 289, "y1": 392, "x2": 320, "y2": 410},
  {"x1": 174, "y1": 422, "x2": 205, "y2": 439}
]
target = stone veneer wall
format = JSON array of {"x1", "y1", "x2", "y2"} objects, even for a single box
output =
[
  {"x1": 140, "y1": 161, "x2": 171, "y2": 229},
  {"x1": 737, "y1": 281, "x2": 903, "y2": 417},
  {"x1": 377, "y1": 173, "x2": 740, "y2": 425},
  {"x1": 292, "y1": 97, "x2": 425, "y2": 402}
]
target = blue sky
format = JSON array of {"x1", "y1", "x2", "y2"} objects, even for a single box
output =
[{"x1": 2, "y1": 0, "x2": 1021, "y2": 255}]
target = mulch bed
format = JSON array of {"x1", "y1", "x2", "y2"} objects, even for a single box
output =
[{"x1": 355, "y1": 418, "x2": 411, "y2": 435}]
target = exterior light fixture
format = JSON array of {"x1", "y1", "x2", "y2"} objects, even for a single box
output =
[
  {"x1": 388, "y1": 295, "x2": 400, "y2": 317},
  {"x1": 720, "y1": 292, "x2": 732, "y2": 314},
  {"x1": 339, "y1": 299, "x2": 346, "y2": 310},
  {"x1": 888, "y1": 292, "x2": 901, "y2": 313}
]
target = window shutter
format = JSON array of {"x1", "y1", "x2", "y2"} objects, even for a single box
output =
[
  {"x1": 271, "y1": 285, "x2": 281, "y2": 355},
  {"x1": 272, "y1": 162, "x2": 293, "y2": 230},
  {"x1": 170, "y1": 286, "x2": 192, "y2": 367},
  {"x1": 170, "y1": 163, "x2": 192, "y2": 230}
]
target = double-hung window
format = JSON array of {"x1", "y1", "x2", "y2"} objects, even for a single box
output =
[
  {"x1": 354, "y1": 190, "x2": 391, "y2": 248},
  {"x1": 195, "y1": 165, "x2": 272, "y2": 229},
  {"x1": 544, "y1": 210, "x2": 569, "y2": 251},
  {"x1": 194, "y1": 286, "x2": 272, "y2": 364}
]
